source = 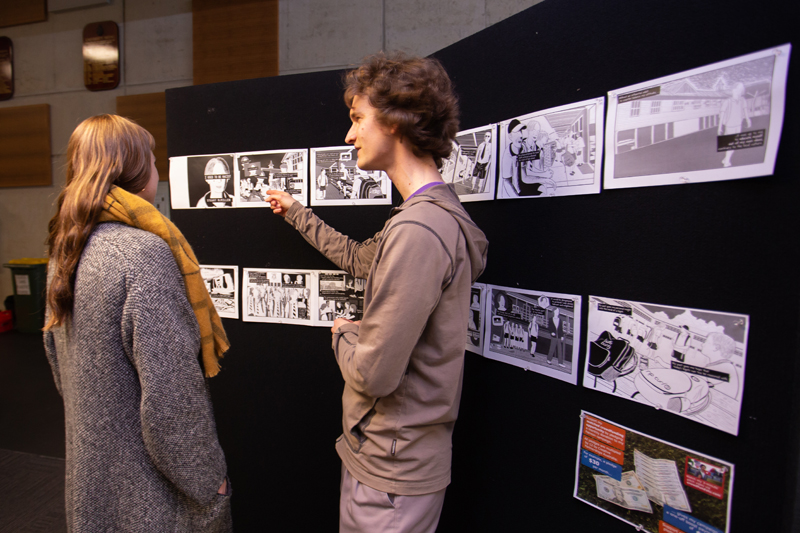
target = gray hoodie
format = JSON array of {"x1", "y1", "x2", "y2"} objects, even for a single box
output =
[{"x1": 286, "y1": 183, "x2": 488, "y2": 495}]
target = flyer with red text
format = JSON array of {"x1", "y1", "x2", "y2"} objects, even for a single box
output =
[{"x1": 574, "y1": 412, "x2": 733, "y2": 533}]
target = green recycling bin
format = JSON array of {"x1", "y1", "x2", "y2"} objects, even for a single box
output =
[{"x1": 3, "y1": 258, "x2": 48, "y2": 333}]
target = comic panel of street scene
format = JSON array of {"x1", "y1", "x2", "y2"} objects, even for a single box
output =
[
  {"x1": 317, "y1": 270, "x2": 366, "y2": 328},
  {"x1": 584, "y1": 296, "x2": 749, "y2": 436},
  {"x1": 200, "y1": 265, "x2": 239, "y2": 319},
  {"x1": 439, "y1": 125, "x2": 496, "y2": 202},
  {"x1": 482, "y1": 285, "x2": 582, "y2": 385},
  {"x1": 465, "y1": 283, "x2": 486, "y2": 354},
  {"x1": 575, "y1": 412, "x2": 734, "y2": 533},
  {"x1": 242, "y1": 269, "x2": 318, "y2": 326},
  {"x1": 168, "y1": 153, "x2": 236, "y2": 209},
  {"x1": 235, "y1": 149, "x2": 308, "y2": 207},
  {"x1": 310, "y1": 146, "x2": 392, "y2": 206},
  {"x1": 497, "y1": 97, "x2": 604, "y2": 200},
  {"x1": 605, "y1": 44, "x2": 790, "y2": 189}
]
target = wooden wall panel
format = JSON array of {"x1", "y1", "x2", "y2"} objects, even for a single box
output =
[
  {"x1": 0, "y1": 104, "x2": 51, "y2": 188},
  {"x1": 116, "y1": 92, "x2": 169, "y2": 181},
  {"x1": 192, "y1": 0, "x2": 278, "y2": 85},
  {"x1": 0, "y1": 0, "x2": 47, "y2": 28}
]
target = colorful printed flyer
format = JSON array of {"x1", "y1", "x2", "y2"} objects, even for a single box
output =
[{"x1": 575, "y1": 412, "x2": 734, "y2": 533}]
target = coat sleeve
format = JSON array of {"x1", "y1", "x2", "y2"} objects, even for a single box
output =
[
  {"x1": 42, "y1": 329, "x2": 63, "y2": 397},
  {"x1": 121, "y1": 248, "x2": 227, "y2": 507},
  {"x1": 285, "y1": 202, "x2": 379, "y2": 279},
  {"x1": 332, "y1": 220, "x2": 453, "y2": 398},
  {"x1": 43, "y1": 268, "x2": 63, "y2": 397}
]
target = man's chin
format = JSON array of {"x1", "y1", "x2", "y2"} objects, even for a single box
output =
[{"x1": 357, "y1": 158, "x2": 376, "y2": 171}]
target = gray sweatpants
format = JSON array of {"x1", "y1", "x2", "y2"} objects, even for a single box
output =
[{"x1": 339, "y1": 464, "x2": 446, "y2": 533}]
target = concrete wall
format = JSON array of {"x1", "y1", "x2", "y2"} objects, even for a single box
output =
[
  {"x1": 0, "y1": 0, "x2": 542, "y2": 306},
  {"x1": 279, "y1": 0, "x2": 543, "y2": 75},
  {"x1": 0, "y1": 0, "x2": 193, "y2": 305}
]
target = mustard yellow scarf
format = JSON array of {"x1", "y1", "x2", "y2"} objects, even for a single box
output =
[{"x1": 98, "y1": 186, "x2": 230, "y2": 377}]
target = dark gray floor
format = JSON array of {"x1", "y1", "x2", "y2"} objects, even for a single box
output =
[
  {"x1": 0, "y1": 449, "x2": 66, "y2": 533},
  {"x1": 0, "y1": 330, "x2": 64, "y2": 457},
  {"x1": 1, "y1": 330, "x2": 67, "y2": 532}
]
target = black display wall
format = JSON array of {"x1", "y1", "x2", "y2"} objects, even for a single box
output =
[{"x1": 166, "y1": 0, "x2": 798, "y2": 530}]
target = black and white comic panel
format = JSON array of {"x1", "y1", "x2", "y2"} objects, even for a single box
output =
[
  {"x1": 604, "y1": 43, "x2": 790, "y2": 189},
  {"x1": 200, "y1": 265, "x2": 239, "y2": 319},
  {"x1": 465, "y1": 283, "x2": 486, "y2": 354},
  {"x1": 235, "y1": 149, "x2": 308, "y2": 207},
  {"x1": 310, "y1": 146, "x2": 392, "y2": 206},
  {"x1": 497, "y1": 97, "x2": 605, "y2": 200},
  {"x1": 169, "y1": 153, "x2": 236, "y2": 209},
  {"x1": 584, "y1": 296, "x2": 749, "y2": 436},
  {"x1": 482, "y1": 285, "x2": 582, "y2": 385},
  {"x1": 242, "y1": 269, "x2": 318, "y2": 326},
  {"x1": 439, "y1": 125, "x2": 496, "y2": 202},
  {"x1": 317, "y1": 270, "x2": 366, "y2": 327}
]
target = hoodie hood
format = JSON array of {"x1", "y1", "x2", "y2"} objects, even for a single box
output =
[{"x1": 392, "y1": 183, "x2": 488, "y2": 282}]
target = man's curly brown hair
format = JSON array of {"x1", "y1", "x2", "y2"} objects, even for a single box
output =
[{"x1": 343, "y1": 52, "x2": 460, "y2": 169}]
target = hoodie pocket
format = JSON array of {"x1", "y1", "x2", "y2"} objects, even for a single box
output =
[{"x1": 344, "y1": 400, "x2": 379, "y2": 453}]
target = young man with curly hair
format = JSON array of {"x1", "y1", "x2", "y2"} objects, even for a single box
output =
[{"x1": 267, "y1": 52, "x2": 488, "y2": 532}]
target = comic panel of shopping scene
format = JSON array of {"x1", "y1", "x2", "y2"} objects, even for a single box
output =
[
  {"x1": 497, "y1": 97, "x2": 604, "y2": 199},
  {"x1": 482, "y1": 285, "x2": 581, "y2": 385}
]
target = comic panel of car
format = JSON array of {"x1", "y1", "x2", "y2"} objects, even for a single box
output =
[{"x1": 584, "y1": 296, "x2": 749, "y2": 435}]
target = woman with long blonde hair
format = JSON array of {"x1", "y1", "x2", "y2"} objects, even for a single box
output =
[{"x1": 43, "y1": 114, "x2": 232, "y2": 532}]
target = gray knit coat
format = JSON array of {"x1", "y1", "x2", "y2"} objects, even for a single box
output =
[{"x1": 43, "y1": 223, "x2": 232, "y2": 532}]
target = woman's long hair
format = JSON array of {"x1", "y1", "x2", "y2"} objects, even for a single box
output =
[{"x1": 44, "y1": 114, "x2": 155, "y2": 330}]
